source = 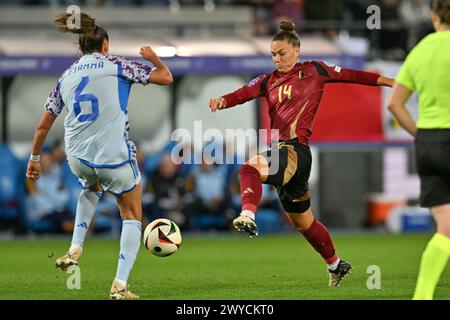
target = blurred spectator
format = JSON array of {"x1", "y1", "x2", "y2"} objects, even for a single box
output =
[
  {"x1": 25, "y1": 147, "x2": 72, "y2": 233},
  {"x1": 143, "y1": 153, "x2": 191, "y2": 229},
  {"x1": 400, "y1": 0, "x2": 430, "y2": 24},
  {"x1": 374, "y1": 0, "x2": 408, "y2": 59},
  {"x1": 22, "y1": 0, "x2": 45, "y2": 5},
  {"x1": 304, "y1": 0, "x2": 344, "y2": 38},
  {"x1": 241, "y1": 0, "x2": 273, "y2": 36},
  {"x1": 136, "y1": 144, "x2": 147, "y2": 190},
  {"x1": 51, "y1": 139, "x2": 67, "y2": 166},
  {"x1": 0, "y1": 144, "x2": 26, "y2": 233},
  {"x1": 271, "y1": 0, "x2": 304, "y2": 32},
  {"x1": 178, "y1": 0, "x2": 203, "y2": 5},
  {"x1": 188, "y1": 154, "x2": 233, "y2": 231},
  {"x1": 400, "y1": 0, "x2": 434, "y2": 50},
  {"x1": 259, "y1": 184, "x2": 282, "y2": 212},
  {"x1": 48, "y1": 140, "x2": 66, "y2": 184},
  {"x1": 257, "y1": 184, "x2": 285, "y2": 233},
  {"x1": 23, "y1": 0, "x2": 106, "y2": 5},
  {"x1": 93, "y1": 192, "x2": 120, "y2": 234},
  {"x1": 344, "y1": 0, "x2": 369, "y2": 22}
]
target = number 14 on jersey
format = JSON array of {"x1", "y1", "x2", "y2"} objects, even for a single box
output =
[{"x1": 278, "y1": 84, "x2": 292, "y2": 103}]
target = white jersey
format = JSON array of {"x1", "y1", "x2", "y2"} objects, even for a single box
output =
[{"x1": 44, "y1": 53, "x2": 153, "y2": 167}]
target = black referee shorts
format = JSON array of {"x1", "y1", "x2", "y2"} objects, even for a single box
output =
[
  {"x1": 259, "y1": 138, "x2": 312, "y2": 213},
  {"x1": 416, "y1": 129, "x2": 450, "y2": 208}
]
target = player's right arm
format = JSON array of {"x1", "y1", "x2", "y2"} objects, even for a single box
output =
[
  {"x1": 26, "y1": 111, "x2": 57, "y2": 180},
  {"x1": 209, "y1": 73, "x2": 270, "y2": 112},
  {"x1": 26, "y1": 84, "x2": 62, "y2": 180}
]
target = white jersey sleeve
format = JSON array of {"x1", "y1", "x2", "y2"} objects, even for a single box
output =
[
  {"x1": 105, "y1": 55, "x2": 154, "y2": 85},
  {"x1": 44, "y1": 82, "x2": 65, "y2": 116}
]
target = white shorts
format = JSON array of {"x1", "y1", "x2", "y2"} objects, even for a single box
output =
[{"x1": 67, "y1": 155, "x2": 141, "y2": 195}]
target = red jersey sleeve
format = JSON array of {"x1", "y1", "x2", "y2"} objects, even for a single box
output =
[
  {"x1": 313, "y1": 61, "x2": 379, "y2": 86},
  {"x1": 221, "y1": 73, "x2": 271, "y2": 109}
]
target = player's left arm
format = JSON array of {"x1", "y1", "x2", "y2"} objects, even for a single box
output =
[
  {"x1": 316, "y1": 61, "x2": 394, "y2": 87},
  {"x1": 376, "y1": 75, "x2": 394, "y2": 87},
  {"x1": 111, "y1": 47, "x2": 173, "y2": 86},
  {"x1": 139, "y1": 46, "x2": 173, "y2": 85},
  {"x1": 387, "y1": 82, "x2": 416, "y2": 136}
]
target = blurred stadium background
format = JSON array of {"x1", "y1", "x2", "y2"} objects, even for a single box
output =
[
  {"x1": 0, "y1": 0, "x2": 447, "y2": 300},
  {"x1": 0, "y1": 0, "x2": 433, "y2": 236}
]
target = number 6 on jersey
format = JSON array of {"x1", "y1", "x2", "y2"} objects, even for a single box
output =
[{"x1": 74, "y1": 76, "x2": 99, "y2": 122}]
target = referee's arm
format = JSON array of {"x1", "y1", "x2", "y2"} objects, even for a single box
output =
[{"x1": 387, "y1": 82, "x2": 417, "y2": 137}]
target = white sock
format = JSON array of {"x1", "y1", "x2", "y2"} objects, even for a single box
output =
[
  {"x1": 241, "y1": 210, "x2": 255, "y2": 221},
  {"x1": 115, "y1": 220, "x2": 142, "y2": 283},
  {"x1": 71, "y1": 189, "x2": 102, "y2": 247},
  {"x1": 327, "y1": 258, "x2": 340, "y2": 271}
]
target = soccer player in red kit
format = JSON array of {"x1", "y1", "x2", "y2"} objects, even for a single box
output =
[{"x1": 209, "y1": 20, "x2": 394, "y2": 287}]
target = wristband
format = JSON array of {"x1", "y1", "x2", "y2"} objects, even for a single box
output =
[{"x1": 30, "y1": 154, "x2": 40, "y2": 162}]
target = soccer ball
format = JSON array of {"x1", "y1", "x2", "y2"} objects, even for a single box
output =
[{"x1": 143, "y1": 218, "x2": 182, "y2": 257}]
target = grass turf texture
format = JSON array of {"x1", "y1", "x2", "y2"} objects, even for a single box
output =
[{"x1": 0, "y1": 233, "x2": 448, "y2": 300}]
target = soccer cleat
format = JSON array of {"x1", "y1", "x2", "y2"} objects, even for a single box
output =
[
  {"x1": 233, "y1": 215, "x2": 258, "y2": 237},
  {"x1": 328, "y1": 260, "x2": 352, "y2": 287},
  {"x1": 110, "y1": 280, "x2": 139, "y2": 300},
  {"x1": 55, "y1": 247, "x2": 82, "y2": 272}
]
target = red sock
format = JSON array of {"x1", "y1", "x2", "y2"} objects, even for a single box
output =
[
  {"x1": 239, "y1": 164, "x2": 262, "y2": 215},
  {"x1": 301, "y1": 219, "x2": 338, "y2": 264}
]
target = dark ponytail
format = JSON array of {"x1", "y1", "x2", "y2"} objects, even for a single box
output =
[
  {"x1": 54, "y1": 12, "x2": 109, "y2": 54},
  {"x1": 272, "y1": 20, "x2": 301, "y2": 48},
  {"x1": 431, "y1": 0, "x2": 450, "y2": 24}
]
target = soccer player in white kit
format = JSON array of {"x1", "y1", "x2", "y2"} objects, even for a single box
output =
[{"x1": 25, "y1": 12, "x2": 173, "y2": 299}]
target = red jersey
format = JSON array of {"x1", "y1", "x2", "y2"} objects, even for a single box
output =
[{"x1": 222, "y1": 61, "x2": 380, "y2": 145}]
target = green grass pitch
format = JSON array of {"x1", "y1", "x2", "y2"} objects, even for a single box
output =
[{"x1": 0, "y1": 233, "x2": 448, "y2": 300}]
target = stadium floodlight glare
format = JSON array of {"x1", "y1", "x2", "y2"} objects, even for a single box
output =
[
  {"x1": 155, "y1": 46, "x2": 177, "y2": 58},
  {"x1": 176, "y1": 46, "x2": 193, "y2": 57}
]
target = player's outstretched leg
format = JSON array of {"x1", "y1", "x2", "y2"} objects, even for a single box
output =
[
  {"x1": 287, "y1": 209, "x2": 352, "y2": 287},
  {"x1": 110, "y1": 183, "x2": 142, "y2": 300},
  {"x1": 56, "y1": 187, "x2": 102, "y2": 271},
  {"x1": 233, "y1": 163, "x2": 263, "y2": 237}
]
